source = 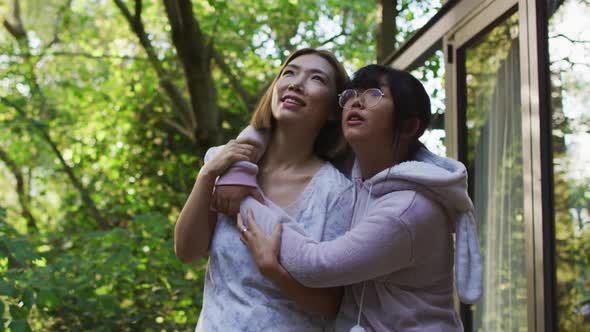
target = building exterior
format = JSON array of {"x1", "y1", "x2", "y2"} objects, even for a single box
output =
[{"x1": 382, "y1": 0, "x2": 589, "y2": 331}]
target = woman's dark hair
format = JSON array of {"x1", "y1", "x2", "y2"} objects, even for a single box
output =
[
  {"x1": 250, "y1": 48, "x2": 350, "y2": 163},
  {"x1": 347, "y1": 64, "x2": 431, "y2": 158}
]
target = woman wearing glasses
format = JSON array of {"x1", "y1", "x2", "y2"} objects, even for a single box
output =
[
  {"x1": 224, "y1": 65, "x2": 482, "y2": 331},
  {"x1": 174, "y1": 48, "x2": 357, "y2": 331}
]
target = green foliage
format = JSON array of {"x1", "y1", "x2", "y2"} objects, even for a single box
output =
[
  {"x1": 396, "y1": 0, "x2": 443, "y2": 47},
  {"x1": 1, "y1": 214, "x2": 205, "y2": 330},
  {"x1": 0, "y1": 0, "x2": 393, "y2": 330},
  {"x1": 548, "y1": 1, "x2": 590, "y2": 330}
]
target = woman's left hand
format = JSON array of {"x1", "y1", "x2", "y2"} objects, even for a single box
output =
[
  {"x1": 213, "y1": 185, "x2": 265, "y2": 217},
  {"x1": 237, "y1": 209, "x2": 283, "y2": 277}
]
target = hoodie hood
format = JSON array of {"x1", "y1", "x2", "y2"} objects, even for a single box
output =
[{"x1": 353, "y1": 147, "x2": 483, "y2": 304}]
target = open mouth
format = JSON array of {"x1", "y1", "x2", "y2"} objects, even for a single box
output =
[
  {"x1": 346, "y1": 111, "x2": 365, "y2": 123},
  {"x1": 281, "y1": 94, "x2": 306, "y2": 106}
]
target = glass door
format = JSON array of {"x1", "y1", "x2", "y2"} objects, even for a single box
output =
[
  {"x1": 459, "y1": 11, "x2": 528, "y2": 331},
  {"x1": 446, "y1": 2, "x2": 529, "y2": 330}
]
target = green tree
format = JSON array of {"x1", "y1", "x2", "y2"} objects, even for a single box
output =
[
  {"x1": 549, "y1": 1, "x2": 590, "y2": 329},
  {"x1": 0, "y1": 0, "x2": 381, "y2": 330}
]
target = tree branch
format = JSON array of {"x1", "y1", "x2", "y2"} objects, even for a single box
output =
[
  {"x1": 47, "y1": 0, "x2": 73, "y2": 47},
  {"x1": 2, "y1": 0, "x2": 26, "y2": 40},
  {"x1": 4, "y1": 50, "x2": 157, "y2": 61},
  {"x1": 551, "y1": 57, "x2": 590, "y2": 68},
  {"x1": 0, "y1": 241, "x2": 23, "y2": 269},
  {"x1": 377, "y1": 0, "x2": 397, "y2": 63},
  {"x1": 134, "y1": 0, "x2": 142, "y2": 24},
  {"x1": 0, "y1": 97, "x2": 110, "y2": 229},
  {"x1": 3, "y1": 0, "x2": 50, "y2": 119},
  {"x1": 113, "y1": 0, "x2": 134, "y2": 25},
  {"x1": 159, "y1": 79, "x2": 195, "y2": 128},
  {"x1": 318, "y1": 31, "x2": 349, "y2": 47},
  {"x1": 113, "y1": 0, "x2": 197, "y2": 141},
  {"x1": 211, "y1": 49, "x2": 255, "y2": 107},
  {"x1": 162, "y1": 0, "x2": 201, "y2": 131},
  {"x1": 549, "y1": 33, "x2": 590, "y2": 44},
  {"x1": 162, "y1": 0, "x2": 221, "y2": 150},
  {"x1": 162, "y1": 117, "x2": 196, "y2": 142},
  {"x1": 0, "y1": 145, "x2": 38, "y2": 231}
]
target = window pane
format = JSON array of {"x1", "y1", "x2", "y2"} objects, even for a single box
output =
[
  {"x1": 395, "y1": 0, "x2": 444, "y2": 48},
  {"x1": 411, "y1": 49, "x2": 446, "y2": 156},
  {"x1": 548, "y1": 1, "x2": 590, "y2": 330},
  {"x1": 461, "y1": 13, "x2": 528, "y2": 331}
]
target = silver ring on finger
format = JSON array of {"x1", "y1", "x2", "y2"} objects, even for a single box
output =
[{"x1": 241, "y1": 227, "x2": 248, "y2": 234}]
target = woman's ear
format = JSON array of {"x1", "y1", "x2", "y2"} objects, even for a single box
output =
[{"x1": 401, "y1": 117, "x2": 421, "y2": 140}]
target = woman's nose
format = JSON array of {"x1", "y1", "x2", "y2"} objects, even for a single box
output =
[
  {"x1": 288, "y1": 75, "x2": 306, "y2": 92},
  {"x1": 287, "y1": 83, "x2": 302, "y2": 92},
  {"x1": 350, "y1": 95, "x2": 364, "y2": 109}
]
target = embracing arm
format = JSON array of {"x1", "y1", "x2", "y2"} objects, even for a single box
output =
[
  {"x1": 262, "y1": 261, "x2": 343, "y2": 319},
  {"x1": 174, "y1": 142, "x2": 254, "y2": 263},
  {"x1": 237, "y1": 210, "x2": 343, "y2": 319},
  {"x1": 213, "y1": 126, "x2": 270, "y2": 216},
  {"x1": 246, "y1": 194, "x2": 416, "y2": 288},
  {"x1": 216, "y1": 126, "x2": 268, "y2": 187}
]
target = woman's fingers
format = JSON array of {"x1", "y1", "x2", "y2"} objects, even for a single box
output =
[
  {"x1": 229, "y1": 153, "x2": 251, "y2": 164},
  {"x1": 222, "y1": 141, "x2": 254, "y2": 164},
  {"x1": 245, "y1": 209, "x2": 261, "y2": 234},
  {"x1": 238, "y1": 209, "x2": 278, "y2": 250},
  {"x1": 236, "y1": 213, "x2": 250, "y2": 244},
  {"x1": 232, "y1": 146, "x2": 253, "y2": 155},
  {"x1": 270, "y1": 224, "x2": 283, "y2": 254},
  {"x1": 236, "y1": 212, "x2": 246, "y2": 231},
  {"x1": 271, "y1": 224, "x2": 283, "y2": 239},
  {"x1": 227, "y1": 198, "x2": 240, "y2": 218},
  {"x1": 229, "y1": 142, "x2": 254, "y2": 155}
]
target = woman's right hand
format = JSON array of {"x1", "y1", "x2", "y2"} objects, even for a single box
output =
[
  {"x1": 237, "y1": 209, "x2": 283, "y2": 278},
  {"x1": 200, "y1": 140, "x2": 254, "y2": 178}
]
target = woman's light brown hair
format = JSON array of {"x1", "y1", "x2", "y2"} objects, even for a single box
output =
[{"x1": 250, "y1": 48, "x2": 350, "y2": 162}]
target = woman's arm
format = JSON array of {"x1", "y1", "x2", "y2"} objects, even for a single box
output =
[
  {"x1": 263, "y1": 263, "x2": 343, "y2": 319},
  {"x1": 240, "y1": 193, "x2": 417, "y2": 288},
  {"x1": 212, "y1": 126, "x2": 270, "y2": 216},
  {"x1": 174, "y1": 141, "x2": 255, "y2": 263},
  {"x1": 237, "y1": 212, "x2": 343, "y2": 319}
]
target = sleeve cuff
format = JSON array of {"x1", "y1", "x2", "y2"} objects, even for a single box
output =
[{"x1": 215, "y1": 161, "x2": 259, "y2": 188}]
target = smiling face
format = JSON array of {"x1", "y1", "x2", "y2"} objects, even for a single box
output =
[
  {"x1": 269, "y1": 54, "x2": 338, "y2": 132},
  {"x1": 342, "y1": 82, "x2": 395, "y2": 147}
]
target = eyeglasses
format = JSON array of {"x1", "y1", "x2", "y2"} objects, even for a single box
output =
[{"x1": 338, "y1": 88, "x2": 385, "y2": 109}]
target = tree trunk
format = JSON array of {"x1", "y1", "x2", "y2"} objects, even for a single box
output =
[
  {"x1": 163, "y1": 0, "x2": 221, "y2": 153},
  {"x1": 0, "y1": 146, "x2": 38, "y2": 231},
  {"x1": 377, "y1": 0, "x2": 397, "y2": 63},
  {"x1": 114, "y1": 0, "x2": 225, "y2": 155}
]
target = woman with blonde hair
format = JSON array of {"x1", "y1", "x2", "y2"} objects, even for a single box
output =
[{"x1": 174, "y1": 48, "x2": 354, "y2": 331}]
